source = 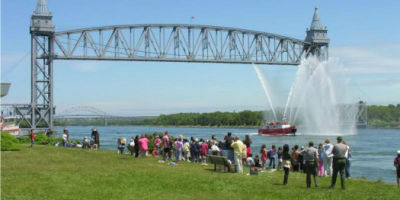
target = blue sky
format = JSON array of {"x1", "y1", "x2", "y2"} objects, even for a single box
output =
[{"x1": 1, "y1": 0, "x2": 400, "y2": 116}]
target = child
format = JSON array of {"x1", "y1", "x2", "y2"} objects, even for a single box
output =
[
  {"x1": 261, "y1": 144, "x2": 267, "y2": 169},
  {"x1": 394, "y1": 150, "x2": 400, "y2": 187},
  {"x1": 254, "y1": 155, "x2": 261, "y2": 168},
  {"x1": 246, "y1": 154, "x2": 258, "y2": 175}
]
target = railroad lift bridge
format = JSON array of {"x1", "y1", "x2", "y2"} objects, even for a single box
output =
[{"x1": 6, "y1": 0, "x2": 341, "y2": 132}]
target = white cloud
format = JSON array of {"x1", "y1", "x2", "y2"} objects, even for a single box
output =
[{"x1": 330, "y1": 45, "x2": 400, "y2": 74}]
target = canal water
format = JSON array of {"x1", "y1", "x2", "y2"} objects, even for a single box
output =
[{"x1": 56, "y1": 126, "x2": 399, "y2": 183}]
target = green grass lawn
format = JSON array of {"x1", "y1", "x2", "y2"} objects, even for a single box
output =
[{"x1": 1, "y1": 146, "x2": 398, "y2": 200}]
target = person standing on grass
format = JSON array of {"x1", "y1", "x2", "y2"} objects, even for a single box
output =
[
  {"x1": 330, "y1": 136, "x2": 348, "y2": 189},
  {"x1": 162, "y1": 130, "x2": 170, "y2": 161},
  {"x1": 154, "y1": 136, "x2": 161, "y2": 156},
  {"x1": 91, "y1": 128, "x2": 100, "y2": 148},
  {"x1": 343, "y1": 141, "x2": 352, "y2": 178},
  {"x1": 394, "y1": 150, "x2": 400, "y2": 187},
  {"x1": 200, "y1": 139, "x2": 208, "y2": 162},
  {"x1": 29, "y1": 129, "x2": 35, "y2": 148},
  {"x1": 175, "y1": 136, "x2": 183, "y2": 162},
  {"x1": 277, "y1": 146, "x2": 283, "y2": 170},
  {"x1": 261, "y1": 144, "x2": 267, "y2": 169},
  {"x1": 268, "y1": 145, "x2": 277, "y2": 169},
  {"x1": 183, "y1": 138, "x2": 190, "y2": 161},
  {"x1": 302, "y1": 141, "x2": 319, "y2": 188},
  {"x1": 62, "y1": 130, "x2": 68, "y2": 147},
  {"x1": 317, "y1": 143, "x2": 325, "y2": 176},
  {"x1": 224, "y1": 132, "x2": 234, "y2": 163},
  {"x1": 322, "y1": 138, "x2": 334, "y2": 176},
  {"x1": 244, "y1": 135, "x2": 252, "y2": 158},
  {"x1": 231, "y1": 137, "x2": 244, "y2": 173},
  {"x1": 127, "y1": 137, "x2": 135, "y2": 156},
  {"x1": 138, "y1": 135, "x2": 149, "y2": 157},
  {"x1": 282, "y1": 144, "x2": 292, "y2": 185},
  {"x1": 117, "y1": 137, "x2": 126, "y2": 155},
  {"x1": 134, "y1": 135, "x2": 140, "y2": 157},
  {"x1": 291, "y1": 145, "x2": 301, "y2": 172}
]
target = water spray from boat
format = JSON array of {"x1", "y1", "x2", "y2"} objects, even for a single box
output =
[
  {"x1": 255, "y1": 56, "x2": 357, "y2": 136},
  {"x1": 253, "y1": 64, "x2": 278, "y2": 121}
]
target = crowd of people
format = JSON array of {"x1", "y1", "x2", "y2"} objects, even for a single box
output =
[
  {"x1": 44, "y1": 128, "x2": 400, "y2": 188},
  {"x1": 115, "y1": 130, "x2": 361, "y2": 189}
]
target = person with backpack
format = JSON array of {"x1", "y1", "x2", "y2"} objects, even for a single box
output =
[{"x1": 394, "y1": 150, "x2": 400, "y2": 187}]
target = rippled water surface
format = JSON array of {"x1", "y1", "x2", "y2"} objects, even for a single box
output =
[{"x1": 56, "y1": 126, "x2": 399, "y2": 183}]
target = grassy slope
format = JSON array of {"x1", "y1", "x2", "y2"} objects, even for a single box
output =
[{"x1": 1, "y1": 146, "x2": 398, "y2": 200}]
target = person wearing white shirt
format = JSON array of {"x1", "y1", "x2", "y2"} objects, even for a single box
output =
[{"x1": 322, "y1": 138, "x2": 334, "y2": 176}]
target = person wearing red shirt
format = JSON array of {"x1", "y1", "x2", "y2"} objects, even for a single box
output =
[{"x1": 29, "y1": 129, "x2": 35, "y2": 148}]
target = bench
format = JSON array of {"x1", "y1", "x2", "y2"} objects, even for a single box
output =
[{"x1": 207, "y1": 155, "x2": 236, "y2": 173}]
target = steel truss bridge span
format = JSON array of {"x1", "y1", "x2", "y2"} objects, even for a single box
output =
[
  {"x1": 53, "y1": 24, "x2": 307, "y2": 65},
  {"x1": 27, "y1": 0, "x2": 329, "y2": 132}
]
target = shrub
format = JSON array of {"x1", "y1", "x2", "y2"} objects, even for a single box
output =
[
  {"x1": 52, "y1": 137, "x2": 63, "y2": 145},
  {"x1": 34, "y1": 133, "x2": 57, "y2": 145},
  {"x1": 17, "y1": 136, "x2": 30, "y2": 144},
  {"x1": 1, "y1": 132, "x2": 21, "y2": 151}
]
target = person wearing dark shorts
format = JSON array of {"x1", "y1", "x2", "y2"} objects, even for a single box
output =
[
  {"x1": 330, "y1": 136, "x2": 348, "y2": 189},
  {"x1": 394, "y1": 150, "x2": 400, "y2": 187}
]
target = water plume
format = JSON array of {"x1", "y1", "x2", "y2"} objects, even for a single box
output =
[
  {"x1": 253, "y1": 63, "x2": 278, "y2": 121},
  {"x1": 284, "y1": 56, "x2": 357, "y2": 135}
]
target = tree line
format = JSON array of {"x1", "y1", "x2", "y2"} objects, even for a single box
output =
[{"x1": 52, "y1": 104, "x2": 400, "y2": 128}]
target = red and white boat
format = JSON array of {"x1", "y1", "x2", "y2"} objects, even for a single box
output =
[{"x1": 258, "y1": 121, "x2": 297, "y2": 136}]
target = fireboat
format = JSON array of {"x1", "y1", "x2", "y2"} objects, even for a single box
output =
[{"x1": 258, "y1": 120, "x2": 297, "y2": 136}]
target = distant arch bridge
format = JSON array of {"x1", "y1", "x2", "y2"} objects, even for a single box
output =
[{"x1": 55, "y1": 106, "x2": 113, "y2": 126}]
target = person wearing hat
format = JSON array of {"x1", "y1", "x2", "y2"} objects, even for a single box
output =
[
  {"x1": 394, "y1": 150, "x2": 400, "y2": 187},
  {"x1": 330, "y1": 136, "x2": 348, "y2": 189}
]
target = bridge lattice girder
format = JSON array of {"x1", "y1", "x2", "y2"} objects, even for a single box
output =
[{"x1": 53, "y1": 24, "x2": 308, "y2": 65}]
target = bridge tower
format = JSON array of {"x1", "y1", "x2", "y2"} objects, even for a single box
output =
[
  {"x1": 304, "y1": 8, "x2": 329, "y2": 60},
  {"x1": 30, "y1": 0, "x2": 55, "y2": 131}
]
